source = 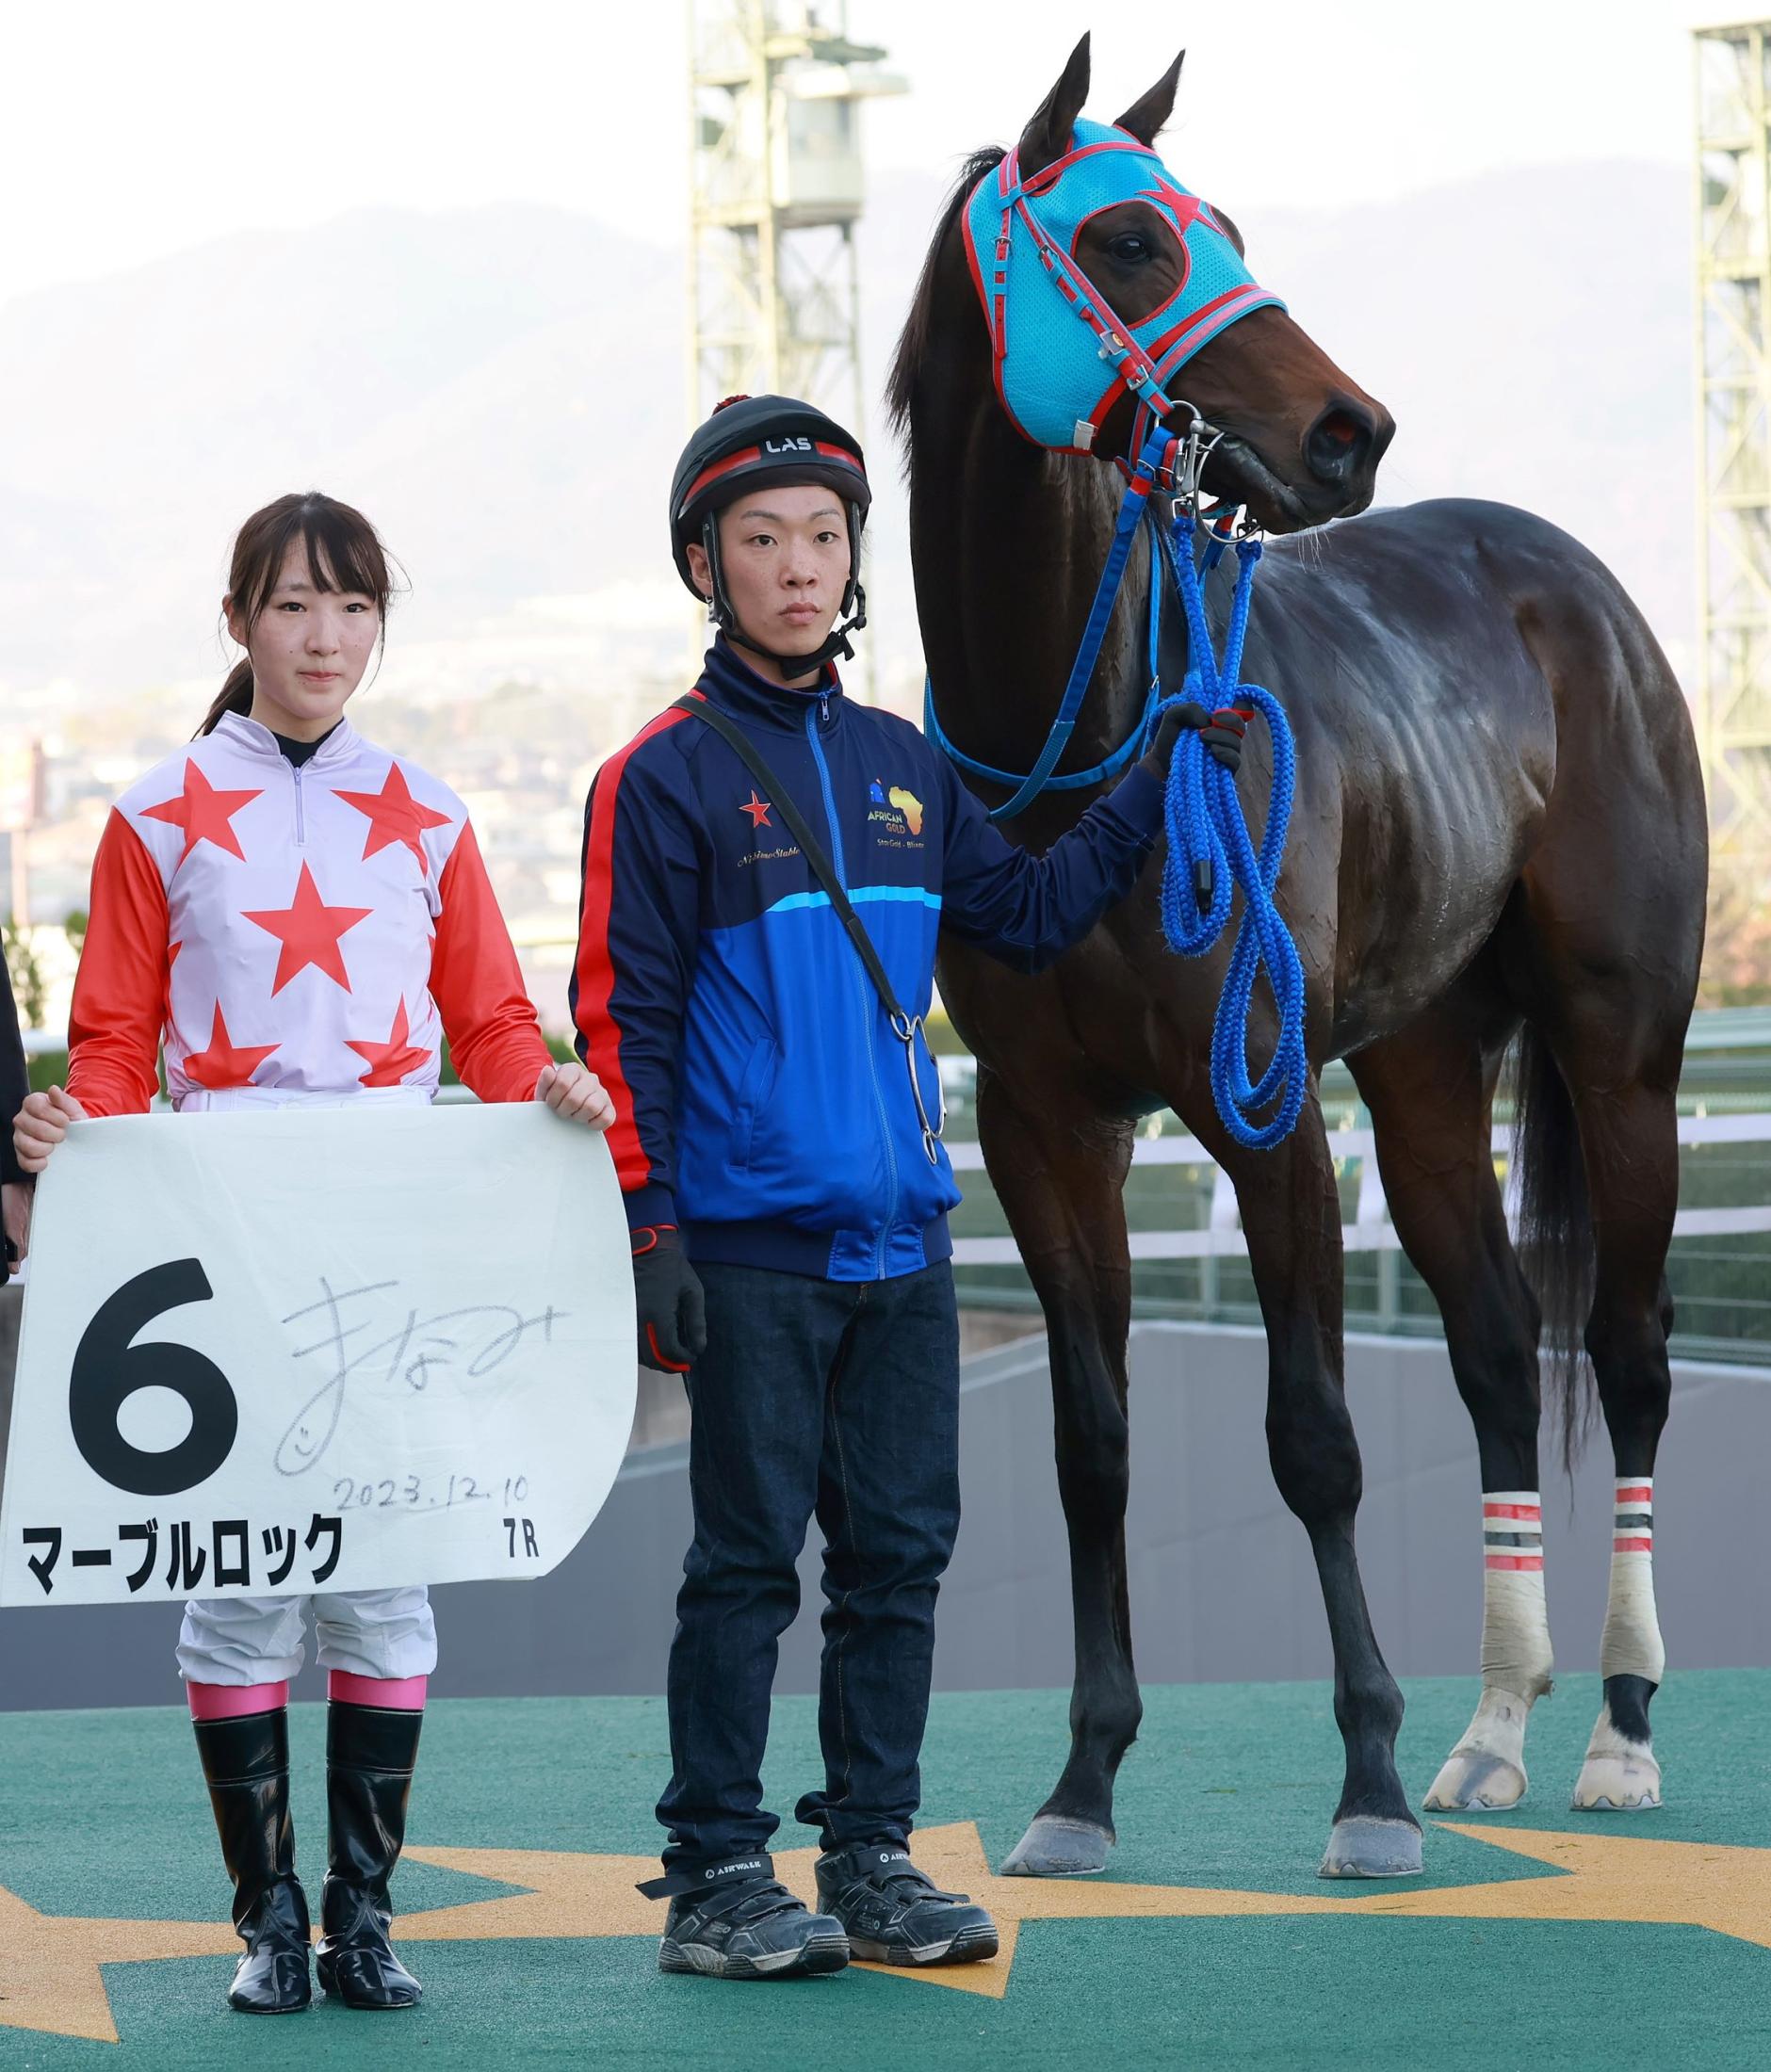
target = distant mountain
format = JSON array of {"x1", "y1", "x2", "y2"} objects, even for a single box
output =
[{"x1": 0, "y1": 160, "x2": 1692, "y2": 704}]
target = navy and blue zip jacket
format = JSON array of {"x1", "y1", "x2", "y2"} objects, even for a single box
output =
[{"x1": 572, "y1": 638, "x2": 1163, "y2": 1282}]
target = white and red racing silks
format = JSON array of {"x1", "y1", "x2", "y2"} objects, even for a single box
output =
[{"x1": 66, "y1": 711, "x2": 552, "y2": 1114}]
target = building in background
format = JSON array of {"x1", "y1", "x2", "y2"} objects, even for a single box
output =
[
  {"x1": 687, "y1": 1, "x2": 903, "y2": 695},
  {"x1": 1695, "y1": 17, "x2": 1771, "y2": 983}
]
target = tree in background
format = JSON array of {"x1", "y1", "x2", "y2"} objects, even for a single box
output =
[
  {"x1": 2, "y1": 915, "x2": 46, "y2": 1031},
  {"x1": 1699, "y1": 854, "x2": 1771, "y2": 1009}
]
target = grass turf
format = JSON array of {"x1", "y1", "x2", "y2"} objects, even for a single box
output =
[{"x1": 1, "y1": 1670, "x2": 1767, "y2": 2068}]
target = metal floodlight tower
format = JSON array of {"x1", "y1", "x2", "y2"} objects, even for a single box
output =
[
  {"x1": 687, "y1": 1, "x2": 904, "y2": 438},
  {"x1": 1695, "y1": 19, "x2": 1771, "y2": 880}
]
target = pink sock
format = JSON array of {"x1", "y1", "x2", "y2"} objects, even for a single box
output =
[
  {"x1": 187, "y1": 1679, "x2": 289, "y2": 1721},
  {"x1": 328, "y1": 1671, "x2": 428, "y2": 1709}
]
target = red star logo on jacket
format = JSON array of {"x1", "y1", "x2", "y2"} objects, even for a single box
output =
[
  {"x1": 242, "y1": 862, "x2": 373, "y2": 995},
  {"x1": 346, "y1": 998, "x2": 434, "y2": 1087},
  {"x1": 739, "y1": 790, "x2": 773, "y2": 829},
  {"x1": 181, "y1": 1002, "x2": 280, "y2": 1090},
  {"x1": 333, "y1": 762, "x2": 453, "y2": 868},
  {"x1": 140, "y1": 761, "x2": 263, "y2": 863}
]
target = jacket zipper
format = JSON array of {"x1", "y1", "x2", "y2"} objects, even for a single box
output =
[
  {"x1": 805, "y1": 700, "x2": 898, "y2": 1279},
  {"x1": 291, "y1": 759, "x2": 307, "y2": 845}
]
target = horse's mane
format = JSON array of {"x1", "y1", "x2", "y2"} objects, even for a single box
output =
[{"x1": 886, "y1": 145, "x2": 1004, "y2": 445}]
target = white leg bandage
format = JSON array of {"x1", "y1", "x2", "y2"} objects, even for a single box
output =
[
  {"x1": 1424, "y1": 1493, "x2": 1554, "y2": 1811},
  {"x1": 1598, "y1": 1479, "x2": 1664, "y2": 1685},
  {"x1": 1573, "y1": 1480, "x2": 1664, "y2": 1809}
]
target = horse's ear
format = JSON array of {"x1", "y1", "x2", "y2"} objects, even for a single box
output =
[
  {"x1": 1113, "y1": 51, "x2": 1183, "y2": 148},
  {"x1": 1016, "y1": 33, "x2": 1091, "y2": 178}
]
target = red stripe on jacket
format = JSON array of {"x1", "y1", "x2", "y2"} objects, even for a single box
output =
[
  {"x1": 66, "y1": 811, "x2": 170, "y2": 1116},
  {"x1": 572, "y1": 705, "x2": 696, "y2": 1192}
]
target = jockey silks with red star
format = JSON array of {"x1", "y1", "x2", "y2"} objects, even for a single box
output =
[{"x1": 68, "y1": 715, "x2": 542, "y2": 1112}]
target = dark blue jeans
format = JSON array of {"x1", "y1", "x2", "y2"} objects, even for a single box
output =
[{"x1": 657, "y1": 1259, "x2": 961, "y2": 1874}]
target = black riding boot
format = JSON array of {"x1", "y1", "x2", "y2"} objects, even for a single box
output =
[
  {"x1": 314, "y1": 1699, "x2": 424, "y2": 2010},
  {"x1": 192, "y1": 1708, "x2": 313, "y2": 2015}
]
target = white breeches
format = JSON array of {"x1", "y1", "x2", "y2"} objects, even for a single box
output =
[{"x1": 176, "y1": 1587, "x2": 438, "y2": 1686}]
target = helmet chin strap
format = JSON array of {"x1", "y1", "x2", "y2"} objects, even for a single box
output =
[{"x1": 701, "y1": 509, "x2": 869, "y2": 680}]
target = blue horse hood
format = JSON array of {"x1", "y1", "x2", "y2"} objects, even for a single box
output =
[{"x1": 964, "y1": 118, "x2": 1285, "y2": 455}]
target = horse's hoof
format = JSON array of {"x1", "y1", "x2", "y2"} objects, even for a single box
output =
[
  {"x1": 1422, "y1": 1747, "x2": 1528, "y2": 1812},
  {"x1": 1318, "y1": 1817, "x2": 1423, "y2": 1879},
  {"x1": 1571, "y1": 1751, "x2": 1662, "y2": 1811},
  {"x1": 998, "y1": 1816, "x2": 1114, "y2": 1877}
]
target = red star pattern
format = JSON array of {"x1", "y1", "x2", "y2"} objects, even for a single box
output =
[
  {"x1": 333, "y1": 763, "x2": 453, "y2": 868},
  {"x1": 345, "y1": 998, "x2": 434, "y2": 1087},
  {"x1": 243, "y1": 862, "x2": 373, "y2": 995},
  {"x1": 181, "y1": 1003, "x2": 280, "y2": 1090},
  {"x1": 141, "y1": 761, "x2": 263, "y2": 863},
  {"x1": 739, "y1": 790, "x2": 773, "y2": 829}
]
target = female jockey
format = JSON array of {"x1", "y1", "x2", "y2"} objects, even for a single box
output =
[{"x1": 13, "y1": 492, "x2": 613, "y2": 2016}]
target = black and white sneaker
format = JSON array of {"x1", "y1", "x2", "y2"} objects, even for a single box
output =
[
  {"x1": 642, "y1": 1857, "x2": 849, "y2": 1981},
  {"x1": 815, "y1": 1843, "x2": 999, "y2": 1967}
]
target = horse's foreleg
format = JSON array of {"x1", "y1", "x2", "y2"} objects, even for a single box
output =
[
  {"x1": 1220, "y1": 1091, "x2": 1422, "y2": 1877},
  {"x1": 973, "y1": 1065, "x2": 1141, "y2": 1878},
  {"x1": 1350, "y1": 1012, "x2": 1554, "y2": 1812}
]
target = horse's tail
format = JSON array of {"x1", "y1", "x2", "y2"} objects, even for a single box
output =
[{"x1": 1510, "y1": 1022, "x2": 1598, "y2": 1471}]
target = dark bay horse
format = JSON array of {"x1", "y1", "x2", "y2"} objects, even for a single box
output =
[{"x1": 889, "y1": 38, "x2": 1707, "y2": 1878}]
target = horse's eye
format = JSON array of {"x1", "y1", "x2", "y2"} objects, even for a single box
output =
[{"x1": 1106, "y1": 234, "x2": 1150, "y2": 264}]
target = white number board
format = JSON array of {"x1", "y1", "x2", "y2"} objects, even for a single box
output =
[{"x1": 0, "y1": 1104, "x2": 636, "y2": 1607}]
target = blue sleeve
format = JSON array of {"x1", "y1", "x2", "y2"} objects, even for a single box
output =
[
  {"x1": 935, "y1": 753, "x2": 1164, "y2": 975},
  {"x1": 571, "y1": 723, "x2": 705, "y2": 1233}
]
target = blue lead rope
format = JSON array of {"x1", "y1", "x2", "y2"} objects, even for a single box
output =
[
  {"x1": 925, "y1": 422, "x2": 1308, "y2": 1147},
  {"x1": 1146, "y1": 513, "x2": 1308, "y2": 1149}
]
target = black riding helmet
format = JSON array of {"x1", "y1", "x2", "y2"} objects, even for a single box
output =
[{"x1": 670, "y1": 394, "x2": 870, "y2": 674}]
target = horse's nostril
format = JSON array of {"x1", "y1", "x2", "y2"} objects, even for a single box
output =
[{"x1": 1305, "y1": 406, "x2": 1373, "y2": 485}]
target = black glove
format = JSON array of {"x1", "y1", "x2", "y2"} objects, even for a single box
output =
[
  {"x1": 631, "y1": 1225, "x2": 707, "y2": 1373},
  {"x1": 1140, "y1": 700, "x2": 1247, "y2": 781}
]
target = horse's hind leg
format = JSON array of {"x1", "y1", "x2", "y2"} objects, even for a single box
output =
[
  {"x1": 1532, "y1": 1022, "x2": 1682, "y2": 1810},
  {"x1": 1348, "y1": 996, "x2": 1555, "y2": 1812},
  {"x1": 1499, "y1": 553, "x2": 1702, "y2": 1806},
  {"x1": 972, "y1": 1063, "x2": 1143, "y2": 1877}
]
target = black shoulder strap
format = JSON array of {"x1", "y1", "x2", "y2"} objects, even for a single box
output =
[{"x1": 671, "y1": 693, "x2": 907, "y2": 1025}]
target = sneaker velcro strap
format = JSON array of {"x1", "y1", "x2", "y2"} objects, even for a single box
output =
[{"x1": 635, "y1": 1852, "x2": 776, "y2": 1902}]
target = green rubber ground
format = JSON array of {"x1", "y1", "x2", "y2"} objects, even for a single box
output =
[{"x1": 2, "y1": 1670, "x2": 1768, "y2": 2068}]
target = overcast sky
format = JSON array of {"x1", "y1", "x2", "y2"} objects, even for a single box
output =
[{"x1": 0, "y1": 0, "x2": 1719, "y2": 308}]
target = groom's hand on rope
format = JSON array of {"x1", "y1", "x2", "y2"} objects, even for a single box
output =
[
  {"x1": 1199, "y1": 706, "x2": 1247, "y2": 773},
  {"x1": 1142, "y1": 702, "x2": 1245, "y2": 782},
  {"x1": 631, "y1": 1224, "x2": 707, "y2": 1374}
]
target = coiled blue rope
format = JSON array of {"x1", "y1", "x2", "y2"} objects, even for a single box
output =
[{"x1": 1146, "y1": 512, "x2": 1308, "y2": 1149}]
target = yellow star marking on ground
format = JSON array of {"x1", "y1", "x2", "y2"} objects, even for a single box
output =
[
  {"x1": 0, "y1": 1879, "x2": 234, "y2": 2043},
  {"x1": 407, "y1": 1820, "x2": 1771, "y2": 2001},
  {"x1": 1363, "y1": 1823, "x2": 1771, "y2": 1949},
  {"x1": 8, "y1": 1821, "x2": 1771, "y2": 2038}
]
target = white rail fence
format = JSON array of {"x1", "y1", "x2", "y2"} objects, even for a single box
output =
[{"x1": 945, "y1": 1110, "x2": 1771, "y2": 1267}]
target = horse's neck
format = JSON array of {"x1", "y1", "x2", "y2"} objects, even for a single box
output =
[{"x1": 912, "y1": 414, "x2": 1157, "y2": 793}]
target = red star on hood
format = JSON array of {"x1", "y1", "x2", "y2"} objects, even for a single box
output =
[
  {"x1": 243, "y1": 862, "x2": 373, "y2": 995},
  {"x1": 182, "y1": 1003, "x2": 280, "y2": 1090},
  {"x1": 346, "y1": 998, "x2": 434, "y2": 1087},
  {"x1": 141, "y1": 761, "x2": 264, "y2": 863},
  {"x1": 333, "y1": 762, "x2": 453, "y2": 868}
]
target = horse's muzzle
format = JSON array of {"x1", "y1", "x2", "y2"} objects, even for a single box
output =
[{"x1": 1303, "y1": 399, "x2": 1394, "y2": 510}]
